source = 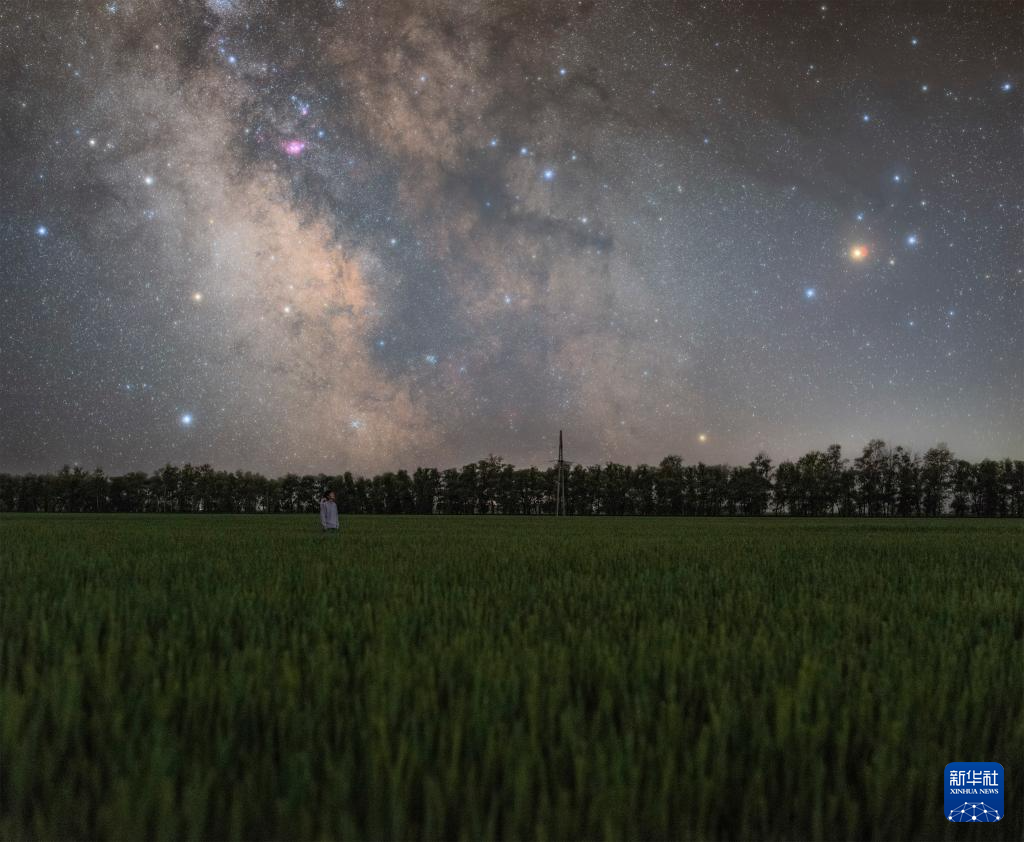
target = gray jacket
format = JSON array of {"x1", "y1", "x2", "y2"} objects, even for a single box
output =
[{"x1": 320, "y1": 499, "x2": 339, "y2": 529}]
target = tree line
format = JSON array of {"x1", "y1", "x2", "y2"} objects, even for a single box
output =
[{"x1": 1, "y1": 440, "x2": 1022, "y2": 517}]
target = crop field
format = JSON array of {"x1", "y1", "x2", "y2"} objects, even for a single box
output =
[{"x1": 2, "y1": 514, "x2": 1022, "y2": 840}]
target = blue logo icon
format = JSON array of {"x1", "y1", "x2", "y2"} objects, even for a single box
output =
[{"x1": 945, "y1": 762, "x2": 1004, "y2": 822}]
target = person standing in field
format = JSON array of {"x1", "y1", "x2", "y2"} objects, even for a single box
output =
[{"x1": 320, "y1": 490, "x2": 339, "y2": 532}]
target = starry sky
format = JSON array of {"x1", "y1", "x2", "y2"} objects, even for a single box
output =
[{"x1": 2, "y1": 0, "x2": 1021, "y2": 475}]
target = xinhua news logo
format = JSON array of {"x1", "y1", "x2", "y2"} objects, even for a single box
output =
[{"x1": 945, "y1": 762, "x2": 1004, "y2": 823}]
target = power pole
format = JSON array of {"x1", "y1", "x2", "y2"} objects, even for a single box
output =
[{"x1": 551, "y1": 429, "x2": 572, "y2": 515}]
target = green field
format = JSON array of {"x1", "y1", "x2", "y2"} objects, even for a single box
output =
[{"x1": 2, "y1": 514, "x2": 1021, "y2": 840}]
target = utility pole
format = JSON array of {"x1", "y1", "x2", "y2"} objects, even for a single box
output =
[{"x1": 551, "y1": 429, "x2": 572, "y2": 515}]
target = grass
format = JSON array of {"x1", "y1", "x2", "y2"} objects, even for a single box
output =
[{"x1": 2, "y1": 514, "x2": 1022, "y2": 840}]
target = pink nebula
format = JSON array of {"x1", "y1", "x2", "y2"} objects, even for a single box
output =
[{"x1": 281, "y1": 139, "x2": 306, "y2": 157}]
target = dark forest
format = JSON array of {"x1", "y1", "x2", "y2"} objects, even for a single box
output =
[{"x1": 3, "y1": 441, "x2": 1022, "y2": 517}]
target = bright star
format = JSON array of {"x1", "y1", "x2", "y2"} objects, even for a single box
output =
[
  {"x1": 520, "y1": 147, "x2": 529, "y2": 156},
  {"x1": 1001, "y1": 82, "x2": 1013, "y2": 92},
  {"x1": 542, "y1": 168, "x2": 555, "y2": 181},
  {"x1": 180, "y1": 413, "x2": 193, "y2": 426},
  {"x1": 489, "y1": 137, "x2": 498, "y2": 147},
  {"x1": 425, "y1": 354, "x2": 438, "y2": 365},
  {"x1": 559, "y1": 67, "x2": 567, "y2": 76},
  {"x1": 849, "y1": 244, "x2": 869, "y2": 262},
  {"x1": 804, "y1": 287, "x2": 817, "y2": 299},
  {"x1": 906, "y1": 234, "x2": 919, "y2": 246},
  {"x1": 192, "y1": 292, "x2": 203, "y2": 302},
  {"x1": 856, "y1": 212, "x2": 864, "y2": 221},
  {"x1": 893, "y1": 174, "x2": 902, "y2": 183},
  {"x1": 921, "y1": 84, "x2": 929, "y2": 92},
  {"x1": 911, "y1": 37, "x2": 918, "y2": 46},
  {"x1": 35, "y1": 225, "x2": 48, "y2": 237},
  {"x1": 698, "y1": 433, "x2": 708, "y2": 443},
  {"x1": 862, "y1": 114, "x2": 870, "y2": 122},
  {"x1": 143, "y1": 175, "x2": 154, "y2": 186}
]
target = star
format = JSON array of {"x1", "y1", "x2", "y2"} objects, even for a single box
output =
[
  {"x1": 849, "y1": 244, "x2": 869, "y2": 261},
  {"x1": 1001, "y1": 82, "x2": 1013, "y2": 92},
  {"x1": 35, "y1": 225, "x2": 48, "y2": 237},
  {"x1": 542, "y1": 168, "x2": 555, "y2": 181},
  {"x1": 180, "y1": 413, "x2": 193, "y2": 426},
  {"x1": 804, "y1": 287, "x2": 817, "y2": 299},
  {"x1": 906, "y1": 233, "x2": 919, "y2": 246},
  {"x1": 698, "y1": 433, "x2": 708, "y2": 443}
]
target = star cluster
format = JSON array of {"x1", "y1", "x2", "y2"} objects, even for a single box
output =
[{"x1": 1, "y1": 0, "x2": 1021, "y2": 474}]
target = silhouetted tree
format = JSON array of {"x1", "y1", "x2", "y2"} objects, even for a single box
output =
[{"x1": 4, "y1": 440, "x2": 1020, "y2": 516}]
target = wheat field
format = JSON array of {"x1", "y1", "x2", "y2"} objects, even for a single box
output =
[{"x1": 2, "y1": 514, "x2": 1021, "y2": 840}]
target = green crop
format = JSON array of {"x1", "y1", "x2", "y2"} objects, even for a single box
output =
[{"x1": 2, "y1": 514, "x2": 1021, "y2": 840}]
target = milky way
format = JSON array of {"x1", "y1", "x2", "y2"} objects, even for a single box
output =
[{"x1": 1, "y1": 1, "x2": 1021, "y2": 474}]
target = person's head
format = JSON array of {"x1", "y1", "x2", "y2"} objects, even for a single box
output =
[{"x1": 326, "y1": 490, "x2": 336, "y2": 502}]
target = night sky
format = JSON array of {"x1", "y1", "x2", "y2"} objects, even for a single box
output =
[{"x1": 2, "y1": 1, "x2": 1021, "y2": 475}]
